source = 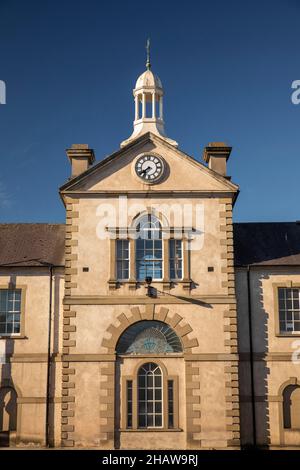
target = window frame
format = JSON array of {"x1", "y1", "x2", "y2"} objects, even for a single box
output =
[
  {"x1": 273, "y1": 283, "x2": 300, "y2": 337},
  {"x1": 169, "y1": 239, "x2": 183, "y2": 281},
  {"x1": 135, "y1": 215, "x2": 163, "y2": 282},
  {"x1": 116, "y1": 239, "x2": 130, "y2": 281},
  {"x1": 137, "y1": 363, "x2": 163, "y2": 429},
  {"x1": 121, "y1": 361, "x2": 179, "y2": 431},
  {"x1": 0, "y1": 286, "x2": 26, "y2": 339}
]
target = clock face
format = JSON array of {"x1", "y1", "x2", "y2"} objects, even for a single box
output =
[{"x1": 135, "y1": 154, "x2": 164, "y2": 182}]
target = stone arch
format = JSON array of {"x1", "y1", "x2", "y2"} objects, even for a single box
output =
[
  {"x1": 278, "y1": 377, "x2": 300, "y2": 397},
  {"x1": 101, "y1": 306, "x2": 199, "y2": 354},
  {"x1": 277, "y1": 377, "x2": 300, "y2": 444}
]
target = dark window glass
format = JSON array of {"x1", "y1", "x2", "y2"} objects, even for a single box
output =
[
  {"x1": 138, "y1": 363, "x2": 163, "y2": 428},
  {"x1": 116, "y1": 240, "x2": 130, "y2": 280},
  {"x1": 168, "y1": 380, "x2": 174, "y2": 429},
  {"x1": 127, "y1": 380, "x2": 133, "y2": 428},
  {"x1": 0, "y1": 289, "x2": 22, "y2": 335},
  {"x1": 135, "y1": 215, "x2": 163, "y2": 281},
  {"x1": 169, "y1": 239, "x2": 183, "y2": 280},
  {"x1": 278, "y1": 288, "x2": 300, "y2": 333}
]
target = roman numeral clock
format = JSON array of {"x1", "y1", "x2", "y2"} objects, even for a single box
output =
[{"x1": 135, "y1": 154, "x2": 165, "y2": 183}]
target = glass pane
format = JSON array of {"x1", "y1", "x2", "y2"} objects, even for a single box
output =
[
  {"x1": 138, "y1": 414, "x2": 146, "y2": 428},
  {"x1": 294, "y1": 322, "x2": 300, "y2": 331},
  {"x1": 278, "y1": 288, "x2": 285, "y2": 299},
  {"x1": 139, "y1": 401, "x2": 146, "y2": 413},
  {"x1": 138, "y1": 375, "x2": 145, "y2": 387},
  {"x1": 155, "y1": 415, "x2": 162, "y2": 427},
  {"x1": 155, "y1": 402, "x2": 162, "y2": 413},
  {"x1": 147, "y1": 415, "x2": 153, "y2": 427},
  {"x1": 127, "y1": 415, "x2": 132, "y2": 428},
  {"x1": 147, "y1": 402, "x2": 154, "y2": 413},
  {"x1": 280, "y1": 321, "x2": 286, "y2": 332},
  {"x1": 155, "y1": 376, "x2": 162, "y2": 387},
  {"x1": 147, "y1": 375, "x2": 154, "y2": 387}
]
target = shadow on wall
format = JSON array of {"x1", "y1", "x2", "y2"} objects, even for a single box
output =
[
  {"x1": 238, "y1": 271, "x2": 270, "y2": 449},
  {"x1": 254, "y1": 273, "x2": 271, "y2": 448},
  {"x1": 0, "y1": 339, "x2": 17, "y2": 447},
  {"x1": 47, "y1": 273, "x2": 61, "y2": 447}
]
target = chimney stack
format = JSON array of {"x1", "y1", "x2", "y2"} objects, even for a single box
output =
[
  {"x1": 203, "y1": 142, "x2": 232, "y2": 177},
  {"x1": 66, "y1": 144, "x2": 95, "y2": 178}
]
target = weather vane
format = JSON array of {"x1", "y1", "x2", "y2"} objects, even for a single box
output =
[{"x1": 146, "y1": 38, "x2": 151, "y2": 70}]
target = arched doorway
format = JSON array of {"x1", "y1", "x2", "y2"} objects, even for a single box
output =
[
  {"x1": 114, "y1": 320, "x2": 184, "y2": 448},
  {"x1": 100, "y1": 306, "x2": 200, "y2": 449}
]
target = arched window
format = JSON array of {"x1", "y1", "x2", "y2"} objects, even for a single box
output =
[
  {"x1": 138, "y1": 363, "x2": 162, "y2": 428},
  {"x1": 283, "y1": 384, "x2": 300, "y2": 429},
  {"x1": 116, "y1": 320, "x2": 183, "y2": 354},
  {"x1": 135, "y1": 214, "x2": 163, "y2": 281}
]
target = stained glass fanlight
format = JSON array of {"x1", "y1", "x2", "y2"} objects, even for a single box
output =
[{"x1": 116, "y1": 321, "x2": 183, "y2": 354}]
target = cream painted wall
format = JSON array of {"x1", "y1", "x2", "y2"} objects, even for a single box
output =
[
  {"x1": 236, "y1": 267, "x2": 300, "y2": 448},
  {"x1": 0, "y1": 267, "x2": 64, "y2": 446}
]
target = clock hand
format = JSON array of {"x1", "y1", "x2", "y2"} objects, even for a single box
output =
[{"x1": 139, "y1": 166, "x2": 151, "y2": 176}]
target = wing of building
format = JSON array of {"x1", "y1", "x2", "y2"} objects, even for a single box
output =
[{"x1": 0, "y1": 56, "x2": 300, "y2": 450}]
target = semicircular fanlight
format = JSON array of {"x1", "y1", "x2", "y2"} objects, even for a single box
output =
[{"x1": 116, "y1": 320, "x2": 183, "y2": 354}]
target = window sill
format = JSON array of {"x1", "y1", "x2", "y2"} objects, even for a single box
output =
[
  {"x1": 119, "y1": 428, "x2": 183, "y2": 432},
  {"x1": 108, "y1": 280, "x2": 192, "y2": 291},
  {"x1": 276, "y1": 333, "x2": 300, "y2": 337},
  {"x1": 0, "y1": 335, "x2": 27, "y2": 340}
]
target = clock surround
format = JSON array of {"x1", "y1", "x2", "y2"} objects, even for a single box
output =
[{"x1": 134, "y1": 153, "x2": 165, "y2": 183}]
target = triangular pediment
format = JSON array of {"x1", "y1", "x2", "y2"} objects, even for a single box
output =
[{"x1": 60, "y1": 133, "x2": 238, "y2": 195}]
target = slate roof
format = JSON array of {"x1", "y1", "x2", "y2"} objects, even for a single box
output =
[
  {"x1": 0, "y1": 224, "x2": 65, "y2": 267},
  {"x1": 233, "y1": 222, "x2": 300, "y2": 266},
  {"x1": 0, "y1": 222, "x2": 299, "y2": 268}
]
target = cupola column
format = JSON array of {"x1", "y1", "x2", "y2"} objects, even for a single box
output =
[
  {"x1": 159, "y1": 96, "x2": 163, "y2": 120},
  {"x1": 142, "y1": 93, "x2": 146, "y2": 118},
  {"x1": 152, "y1": 91, "x2": 156, "y2": 118},
  {"x1": 135, "y1": 95, "x2": 139, "y2": 121}
]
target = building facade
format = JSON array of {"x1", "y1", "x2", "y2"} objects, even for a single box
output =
[{"x1": 0, "y1": 59, "x2": 299, "y2": 449}]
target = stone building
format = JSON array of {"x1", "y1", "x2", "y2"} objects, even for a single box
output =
[{"x1": 0, "y1": 56, "x2": 299, "y2": 449}]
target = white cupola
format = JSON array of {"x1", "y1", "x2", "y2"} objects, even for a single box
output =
[{"x1": 121, "y1": 40, "x2": 178, "y2": 148}]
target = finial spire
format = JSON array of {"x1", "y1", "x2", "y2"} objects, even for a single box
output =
[{"x1": 146, "y1": 38, "x2": 151, "y2": 70}]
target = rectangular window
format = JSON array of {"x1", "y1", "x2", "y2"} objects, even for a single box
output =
[
  {"x1": 136, "y1": 238, "x2": 163, "y2": 281},
  {"x1": 126, "y1": 380, "x2": 133, "y2": 429},
  {"x1": 0, "y1": 289, "x2": 22, "y2": 335},
  {"x1": 169, "y1": 239, "x2": 183, "y2": 280},
  {"x1": 168, "y1": 380, "x2": 174, "y2": 428},
  {"x1": 278, "y1": 288, "x2": 300, "y2": 333},
  {"x1": 116, "y1": 240, "x2": 129, "y2": 281}
]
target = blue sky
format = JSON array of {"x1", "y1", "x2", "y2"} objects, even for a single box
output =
[{"x1": 0, "y1": 0, "x2": 299, "y2": 223}]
